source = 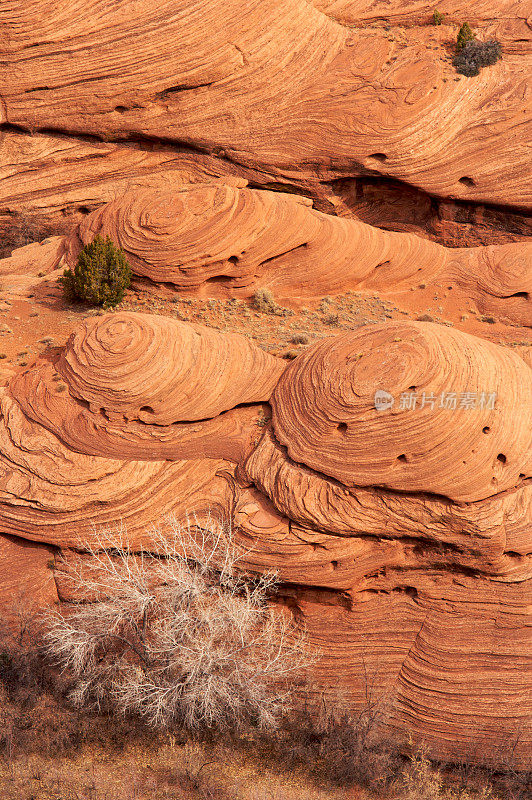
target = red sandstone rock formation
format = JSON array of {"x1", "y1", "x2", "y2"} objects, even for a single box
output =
[
  {"x1": 270, "y1": 320, "x2": 532, "y2": 501},
  {"x1": 57, "y1": 312, "x2": 285, "y2": 424},
  {"x1": 0, "y1": 313, "x2": 529, "y2": 766},
  {"x1": 64, "y1": 186, "x2": 531, "y2": 326},
  {"x1": 0, "y1": 534, "x2": 57, "y2": 609},
  {"x1": 1, "y1": 1, "x2": 530, "y2": 210},
  {"x1": 0, "y1": 312, "x2": 285, "y2": 545},
  {"x1": 0, "y1": 0, "x2": 530, "y2": 771}
]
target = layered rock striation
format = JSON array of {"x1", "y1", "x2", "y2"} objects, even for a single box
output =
[
  {"x1": 65, "y1": 186, "x2": 532, "y2": 325},
  {"x1": 1, "y1": 0, "x2": 530, "y2": 210},
  {"x1": 0, "y1": 312, "x2": 529, "y2": 765}
]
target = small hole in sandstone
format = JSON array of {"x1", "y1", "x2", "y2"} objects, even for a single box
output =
[
  {"x1": 77, "y1": 205, "x2": 90, "y2": 214},
  {"x1": 408, "y1": 385, "x2": 416, "y2": 391},
  {"x1": 331, "y1": 560, "x2": 339, "y2": 570},
  {"x1": 482, "y1": 426, "x2": 490, "y2": 434},
  {"x1": 397, "y1": 454, "x2": 408, "y2": 462},
  {"x1": 459, "y1": 176, "x2": 475, "y2": 187},
  {"x1": 519, "y1": 473, "x2": 525, "y2": 479},
  {"x1": 337, "y1": 422, "x2": 348, "y2": 434},
  {"x1": 140, "y1": 405, "x2": 155, "y2": 415},
  {"x1": 497, "y1": 453, "x2": 506, "y2": 464},
  {"x1": 368, "y1": 153, "x2": 387, "y2": 162},
  {"x1": 228, "y1": 256, "x2": 239, "y2": 264},
  {"x1": 115, "y1": 105, "x2": 128, "y2": 113}
]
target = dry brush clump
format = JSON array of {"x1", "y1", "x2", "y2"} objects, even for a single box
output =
[
  {"x1": 453, "y1": 40, "x2": 502, "y2": 77},
  {"x1": 43, "y1": 517, "x2": 312, "y2": 734}
]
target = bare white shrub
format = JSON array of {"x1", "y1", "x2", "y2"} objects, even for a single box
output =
[{"x1": 43, "y1": 515, "x2": 312, "y2": 732}]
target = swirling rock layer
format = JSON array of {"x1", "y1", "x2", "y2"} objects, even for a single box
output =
[
  {"x1": 0, "y1": 0, "x2": 531, "y2": 767},
  {"x1": 67, "y1": 186, "x2": 532, "y2": 326},
  {"x1": 271, "y1": 321, "x2": 532, "y2": 502},
  {"x1": 0, "y1": 312, "x2": 529, "y2": 766},
  {"x1": 1, "y1": 0, "x2": 530, "y2": 210},
  {"x1": 57, "y1": 311, "x2": 285, "y2": 424},
  {"x1": 0, "y1": 388, "x2": 239, "y2": 548}
]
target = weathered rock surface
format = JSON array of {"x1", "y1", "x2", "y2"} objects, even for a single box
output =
[
  {"x1": 56, "y1": 311, "x2": 285, "y2": 424},
  {"x1": 1, "y1": 0, "x2": 530, "y2": 210},
  {"x1": 0, "y1": 0, "x2": 530, "y2": 770},
  {"x1": 0, "y1": 312, "x2": 530, "y2": 766},
  {"x1": 312, "y1": 0, "x2": 531, "y2": 29},
  {"x1": 242, "y1": 428, "x2": 532, "y2": 582},
  {"x1": 0, "y1": 387, "x2": 240, "y2": 547},
  {"x1": 0, "y1": 311, "x2": 285, "y2": 544},
  {"x1": 66, "y1": 186, "x2": 532, "y2": 326},
  {"x1": 270, "y1": 320, "x2": 532, "y2": 501},
  {"x1": 0, "y1": 533, "x2": 57, "y2": 609},
  {"x1": 1, "y1": 130, "x2": 530, "y2": 254}
]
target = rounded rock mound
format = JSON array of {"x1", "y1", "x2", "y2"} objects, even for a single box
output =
[
  {"x1": 73, "y1": 184, "x2": 314, "y2": 291},
  {"x1": 271, "y1": 321, "x2": 532, "y2": 502},
  {"x1": 57, "y1": 311, "x2": 285, "y2": 424}
]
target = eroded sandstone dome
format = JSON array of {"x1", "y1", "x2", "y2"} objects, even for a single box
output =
[
  {"x1": 57, "y1": 311, "x2": 285, "y2": 424},
  {"x1": 271, "y1": 320, "x2": 532, "y2": 501}
]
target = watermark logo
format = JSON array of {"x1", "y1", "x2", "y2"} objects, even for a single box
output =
[
  {"x1": 374, "y1": 390, "x2": 497, "y2": 411},
  {"x1": 374, "y1": 390, "x2": 395, "y2": 412}
]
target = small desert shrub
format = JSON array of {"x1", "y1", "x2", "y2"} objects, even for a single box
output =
[
  {"x1": 252, "y1": 287, "x2": 277, "y2": 313},
  {"x1": 61, "y1": 235, "x2": 132, "y2": 307},
  {"x1": 456, "y1": 22, "x2": 474, "y2": 51},
  {"x1": 43, "y1": 518, "x2": 311, "y2": 733},
  {"x1": 0, "y1": 213, "x2": 70, "y2": 259},
  {"x1": 290, "y1": 333, "x2": 309, "y2": 345},
  {"x1": 250, "y1": 692, "x2": 402, "y2": 792},
  {"x1": 453, "y1": 39, "x2": 502, "y2": 77},
  {"x1": 399, "y1": 747, "x2": 498, "y2": 800},
  {"x1": 324, "y1": 312, "x2": 340, "y2": 326},
  {"x1": 432, "y1": 9, "x2": 444, "y2": 25}
]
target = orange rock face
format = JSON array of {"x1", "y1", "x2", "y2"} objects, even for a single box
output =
[
  {"x1": 0, "y1": 0, "x2": 530, "y2": 771},
  {"x1": 0, "y1": 311, "x2": 285, "y2": 545},
  {"x1": 1, "y1": 0, "x2": 530, "y2": 210},
  {"x1": 0, "y1": 533, "x2": 57, "y2": 610},
  {"x1": 57, "y1": 311, "x2": 285, "y2": 424},
  {"x1": 66, "y1": 186, "x2": 531, "y2": 325},
  {"x1": 271, "y1": 321, "x2": 532, "y2": 501},
  {"x1": 0, "y1": 312, "x2": 530, "y2": 766}
]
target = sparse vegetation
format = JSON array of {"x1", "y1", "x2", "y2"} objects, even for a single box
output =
[
  {"x1": 43, "y1": 518, "x2": 310, "y2": 733},
  {"x1": 255, "y1": 410, "x2": 269, "y2": 427},
  {"x1": 251, "y1": 287, "x2": 295, "y2": 317},
  {"x1": 252, "y1": 287, "x2": 277, "y2": 313},
  {"x1": 453, "y1": 39, "x2": 502, "y2": 77},
  {"x1": 432, "y1": 9, "x2": 445, "y2": 25},
  {"x1": 1, "y1": 597, "x2": 530, "y2": 800},
  {"x1": 290, "y1": 333, "x2": 309, "y2": 345},
  {"x1": 456, "y1": 22, "x2": 475, "y2": 51},
  {"x1": 60, "y1": 235, "x2": 132, "y2": 307},
  {"x1": 324, "y1": 312, "x2": 340, "y2": 326}
]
